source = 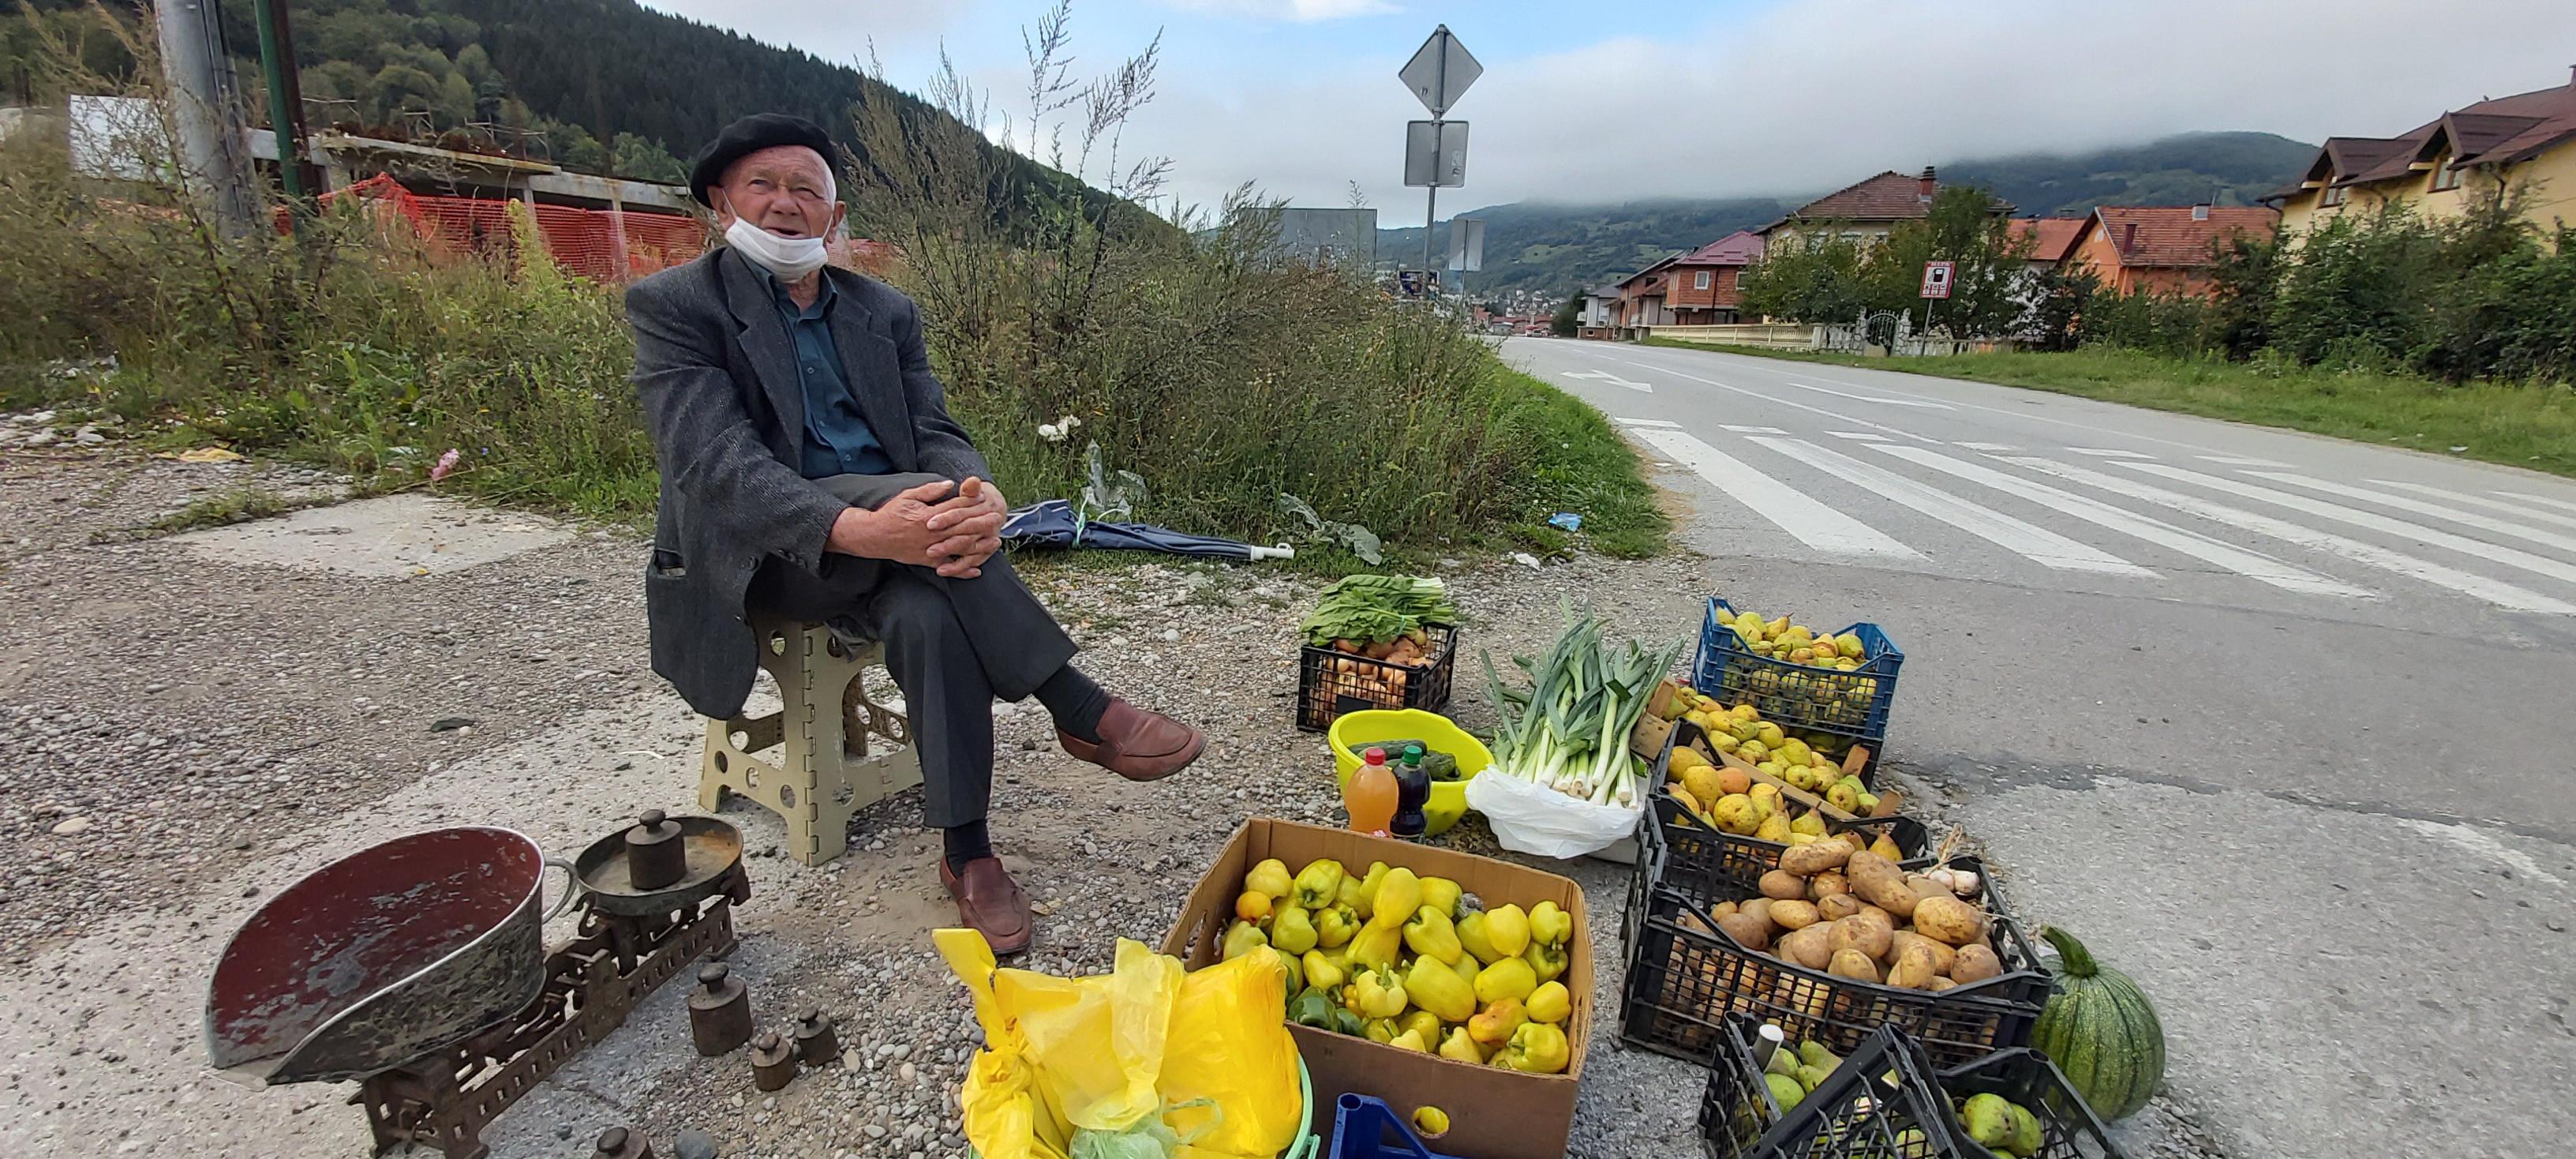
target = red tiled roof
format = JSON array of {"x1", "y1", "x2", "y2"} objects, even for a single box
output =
[
  {"x1": 2074, "y1": 206, "x2": 2278, "y2": 269},
  {"x1": 2008, "y1": 217, "x2": 2087, "y2": 264},
  {"x1": 1671, "y1": 230, "x2": 1764, "y2": 266},
  {"x1": 1765, "y1": 170, "x2": 2014, "y2": 232}
]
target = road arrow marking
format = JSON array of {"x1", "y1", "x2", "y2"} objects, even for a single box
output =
[{"x1": 1560, "y1": 369, "x2": 1653, "y2": 392}]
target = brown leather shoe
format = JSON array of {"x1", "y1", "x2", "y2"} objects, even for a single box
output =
[
  {"x1": 939, "y1": 856, "x2": 1032, "y2": 955},
  {"x1": 1058, "y1": 697, "x2": 1205, "y2": 782}
]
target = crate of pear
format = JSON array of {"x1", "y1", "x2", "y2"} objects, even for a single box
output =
[
  {"x1": 1643, "y1": 680, "x2": 1883, "y2": 790},
  {"x1": 1692, "y1": 598, "x2": 1903, "y2": 752}
]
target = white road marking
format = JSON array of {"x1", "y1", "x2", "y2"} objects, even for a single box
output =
[
  {"x1": 2499, "y1": 490, "x2": 2576, "y2": 516},
  {"x1": 2122, "y1": 462, "x2": 2576, "y2": 590},
  {"x1": 1629, "y1": 429, "x2": 1923, "y2": 560},
  {"x1": 2069, "y1": 448, "x2": 2155, "y2": 459},
  {"x1": 2368, "y1": 481, "x2": 2576, "y2": 531},
  {"x1": 1954, "y1": 441, "x2": 2017, "y2": 452},
  {"x1": 1778, "y1": 380, "x2": 1955, "y2": 409},
  {"x1": 1616, "y1": 417, "x2": 1682, "y2": 429},
  {"x1": 1747, "y1": 437, "x2": 2152, "y2": 576},
  {"x1": 2005, "y1": 457, "x2": 2576, "y2": 614},
  {"x1": 1828, "y1": 431, "x2": 1890, "y2": 441},
  {"x1": 1606, "y1": 358, "x2": 1944, "y2": 444},
  {"x1": 1720, "y1": 424, "x2": 1790, "y2": 434},
  {"x1": 1560, "y1": 369, "x2": 1652, "y2": 392},
  {"x1": 2198, "y1": 454, "x2": 2292, "y2": 467},
  {"x1": 1873, "y1": 446, "x2": 2371, "y2": 598},
  {"x1": 2245, "y1": 472, "x2": 2576, "y2": 555}
]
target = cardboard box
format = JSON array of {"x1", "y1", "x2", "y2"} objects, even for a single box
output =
[{"x1": 1162, "y1": 819, "x2": 1589, "y2": 1159}]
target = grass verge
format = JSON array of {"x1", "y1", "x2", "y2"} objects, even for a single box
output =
[
  {"x1": 1493, "y1": 369, "x2": 1669, "y2": 560},
  {"x1": 1638, "y1": 340, "x2": 2576, "y2": 478}
]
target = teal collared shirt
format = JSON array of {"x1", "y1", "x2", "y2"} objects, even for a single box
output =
[{"x1": 768, "y1": 272, "x2": 894, "y2": 479}]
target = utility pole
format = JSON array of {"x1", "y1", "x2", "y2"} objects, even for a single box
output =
[{"x1": 154, "y1": 0, "x2": 258, "y2": 236}]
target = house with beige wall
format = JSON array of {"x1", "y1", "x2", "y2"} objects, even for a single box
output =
[{"x1": 2263, "y1": 67, "x2": 2576, "y2": 237}]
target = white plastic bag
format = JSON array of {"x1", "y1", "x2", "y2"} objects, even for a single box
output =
[{"x1": 1465, "y1": 771, "x2": 1643, "y2": 859}]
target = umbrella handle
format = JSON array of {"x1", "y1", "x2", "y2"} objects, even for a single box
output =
[{"x1": 1247, "y1": 544, "x2": 1296, "y2": 561}]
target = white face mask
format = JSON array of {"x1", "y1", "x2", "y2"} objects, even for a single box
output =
[{"x1": 724, "y1": 217, "x2": 829, "y2": 280}]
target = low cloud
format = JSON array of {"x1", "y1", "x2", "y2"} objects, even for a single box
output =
[
  {"x1": 1121, "y1": 0, "x2": 2576, "y2": 212},
  {"x1": 1155, "y1": 0, "x2": 1398, "y2": 21}
]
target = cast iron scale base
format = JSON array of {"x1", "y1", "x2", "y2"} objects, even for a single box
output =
[{"x1": 354, "y1": 870, "x2": 746, "y2": 1159}]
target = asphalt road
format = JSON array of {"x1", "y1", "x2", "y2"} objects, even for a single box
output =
[{"x1": 1504, "y1": 337, "x2": 2576, "y2": 1159}]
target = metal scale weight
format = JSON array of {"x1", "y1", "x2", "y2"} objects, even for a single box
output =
[{"x1": 204, "y1": 812, "x2": 751, "y2": 1158}]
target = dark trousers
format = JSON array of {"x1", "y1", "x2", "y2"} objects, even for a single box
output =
[{"x1": 746, "y1": 474, "x2": 1077, "y2": 828}]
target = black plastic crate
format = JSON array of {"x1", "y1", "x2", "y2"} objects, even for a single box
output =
[
  {"x1": 1645, "y1": 718, "x2": 1930, "y2": 904},
  {"x1": 1619, "y1": 853, "x2": 2047, "y2": 1071},
  {"x1": 1693, "y1": 598, "x2": 1902, "y2": 752},
  {"x1": 1295, "y1": 623, "x2": 1456, "y2": 733},
  {"x1": 1939, "y1": 1049, "x2": 2128, "y2": 1159},
  {"x1": 1701, "y1": 1015, "x2": 1958, "y2": 1159}
]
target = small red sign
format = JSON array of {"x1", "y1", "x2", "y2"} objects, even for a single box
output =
[{"x1": 1920, "y1": 261, "x2": 1954, "y2": 299}]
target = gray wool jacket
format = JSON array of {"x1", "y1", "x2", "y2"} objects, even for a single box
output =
[{"x1": 626, "y1": 247, "x2": 991, "y2": 719}]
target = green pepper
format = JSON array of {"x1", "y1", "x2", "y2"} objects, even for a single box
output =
[{"x1": 1288, "y1": 986, "x2": 1337, "y2": 1030}]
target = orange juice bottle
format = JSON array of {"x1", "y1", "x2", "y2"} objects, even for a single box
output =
[{"x1": 1346, "y1": 747, "x2": 1398, "y2": 837}]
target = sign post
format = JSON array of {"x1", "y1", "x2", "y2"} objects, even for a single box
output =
[
  {"x1": 1398, "y1": 25, "x2": 1481, "y2": 277},
  {"x1": 1918, "y1": 260, "x2": 1954, "y2": 343}
]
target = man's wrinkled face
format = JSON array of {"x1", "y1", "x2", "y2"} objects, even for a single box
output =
[{"x1": 710, "y1": 144, "x2": 843, "y2": 240}]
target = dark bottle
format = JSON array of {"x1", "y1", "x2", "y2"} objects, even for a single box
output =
[{"x1": 1390, "y1": 743, "x2": 1431, "y2": 839}]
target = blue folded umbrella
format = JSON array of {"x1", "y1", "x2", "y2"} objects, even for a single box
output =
[{"x1": 999, "y1": 500, "x2": 1294, "y2": 561}]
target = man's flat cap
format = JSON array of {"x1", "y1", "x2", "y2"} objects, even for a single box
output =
[{"x1": 687, "y1": 113, "x2": 838, "y2": 207}]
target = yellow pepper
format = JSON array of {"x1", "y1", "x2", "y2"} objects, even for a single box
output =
[
  {"x1": 1467, "y1": 998, "x2": 1526, "y2": 1047},
  {"x1": 1455, "y1": 910, "x2": 1501, "y2": 965},
  {"x1": 1271, "y1": 905, "x2": 1319, "y2": 956},
  {"x1": 1412, "y1": 1106, "x2": 1451, "y2": 1135},
  {"x1": 1420, "y1": 876, "x2": 1463, "y2": 920},
  {"x1": 1524, "y1": 981, "x2": 1571, "y2": 1025},
  {"x1": 1522, "y1": 939, "x2": 1568, "y2": 986},
  {"x1": 1403, "y1": 955, "x2": 1476, "y2": 1022},
  {"x1": 1528, "y1": 900, "x2": 1573, "y2": 947},
  {"x1": 1315, "y1": 903, "x2": 1361, "y2": 949},
  {"x1": 1402, "y1": 905, "x2": 1463, "y2": 965},
  {"x1": 1363, "y1": 1017, "x2": 1397, "y2": 1045},
  {"x1": 1474, "y1": 956, "x2": 1539, "y2": 1007},
  {"x1": 1387, "y1": 1026, "x2": 1429, "y2": 1052},
  {"x1": 1236, "y1": 891, "x2": 1272, "y2": 924},
  {"x1": 1347, "y1": 922, "x2": 1404, "y2": 972},
  {"x1": 1245, "y1": 857, "x2": 1294, "y2": 901},
  {"x1": 1343, "y1": 861, "x2": 1388, "y2": 919},
  {"x1": 1369, "y1": 868, "x2": 1422, "y2": 931},
  {"x1": 1222, "y1": 920, "x2": 1268, "y2": 962},
  {"x1": 1353, "y1": 964, "x2": 1409, "y2": 1019},
  {"x1": 1302, "y1": 949, "x2": 1347, "y2": 992},
  {"x1": 1500, "y1": 1021, "x2": 1571, "y2": 1074},
  {"x1": 1398, "y1": 1010, "x2": 1442, "y2": 1046},
  {"x1": 1436, "y1": 1027, "x2": 1485, "y2": 1064},
  {"x1": 1485, "y1": 903, "x2": 1532, "y2": 958},
  {"x1": 1292, "y1": 859, "x2": 1346, "y2": 910}
]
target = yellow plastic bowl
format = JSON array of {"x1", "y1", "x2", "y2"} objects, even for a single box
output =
[{"x1": 1325, "y1": 708, "x2": 1494, "y2": 837}]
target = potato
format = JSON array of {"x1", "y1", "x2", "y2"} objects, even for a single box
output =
[
  {"x1": 1886, "y1": 941, "x2": 1939, "y2": 989},
  {"x1": 1770, "y1": 900, "x2": 1821, "y2": 931},
  {"x1": 1950, "y1": 943, "x2": 2003, "y2": 985},
  {"x1": 1825, "y1": 911, "x2": 1893, "y2": 962},
  {"x1": 1778, "y1": 842, "x2": 1853, "y2": 876},
  {"x1": 1759, "y1": 870, "x2": 1807, "y2": 900},
  {"x1": 1827, "y1": 948, "x2": 1881, "y2": 983},
  {"x1": 1807, "y1": 870, "x2": 1849, "y2": 901},
  {"x1": 1889, "y1": 931, "x2": 1957, "y2": 978},
  {"x1": 1906, "y1": 876, "x2": 1949, "y2": 899},
  {"x1": 1928, "y1": 976, "x2": 1958, "y2": 992},
  {"x1": 1816, "y1": 894, "x2": 1865, "y2": 922},
  {"x1": 1712, "y1": 900, "x2": 1739, "y2": 921},
  {"x1": 1739, "y1": 898, "x2": 1774, "y2": 930},
  {"x1": 1843, "y1": 850, "x2": 1919, "y2": 921},
  {"x1": 1776, "y1": 923, "x2": 1833, "y2": 970},
  {"x1": 1911, "y1": 895, "x2": 1990, "y2": 947},
  {"x1": 1717, "y1": 911, "x2": 1773, "y2": 951}
]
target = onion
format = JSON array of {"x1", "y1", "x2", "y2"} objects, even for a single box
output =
[{"x1": 1949, "y1": 869, "x2": 1982, "y2": 897}]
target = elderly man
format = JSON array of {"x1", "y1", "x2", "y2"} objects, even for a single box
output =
[{"x1": 626, "y1": 114, "x2": 1204, "y2": 953}]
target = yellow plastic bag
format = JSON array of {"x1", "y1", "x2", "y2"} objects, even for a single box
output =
[{"x1": 937, "y1": 929, "x2": 1301, "y2": 1159}]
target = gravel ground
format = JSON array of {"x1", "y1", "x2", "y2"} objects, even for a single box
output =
[{"x1": 0, "y1": 436, "x2": 2211, "y2": 1158}]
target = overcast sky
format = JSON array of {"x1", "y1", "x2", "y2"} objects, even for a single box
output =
[{"x1": 641, "y1": 0, "x2": 2576, "y2": 225}]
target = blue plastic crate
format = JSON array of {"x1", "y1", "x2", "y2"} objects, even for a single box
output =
[
  {"x1": 1691, "y1": 598, "x2": 1903, "y2": 752},
  {"x1": 1328, "y1": 1093, "x2": 1462, "y2": 1159}
]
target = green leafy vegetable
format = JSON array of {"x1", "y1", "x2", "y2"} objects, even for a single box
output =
[{"x1": 1300, "y1": 576, "x2": 1457, "y2": 646}]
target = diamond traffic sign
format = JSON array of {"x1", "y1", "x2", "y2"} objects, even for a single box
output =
[{"x1": 1399, "y1": 26, "x2": 1481, "y2": 116}]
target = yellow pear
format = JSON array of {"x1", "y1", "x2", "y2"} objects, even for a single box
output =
[{"x1": 1754, "y1": 811, "x2": 1792, "y2": 843}]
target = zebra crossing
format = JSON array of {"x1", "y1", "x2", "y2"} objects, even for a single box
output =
[{"x1": 1616, "y1": 418, "x2": 2576, "y2": 615}]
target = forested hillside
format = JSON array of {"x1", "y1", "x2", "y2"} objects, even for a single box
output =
[{"x1": 2, "y1": 0, "x2": 944, "y2": 183}]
